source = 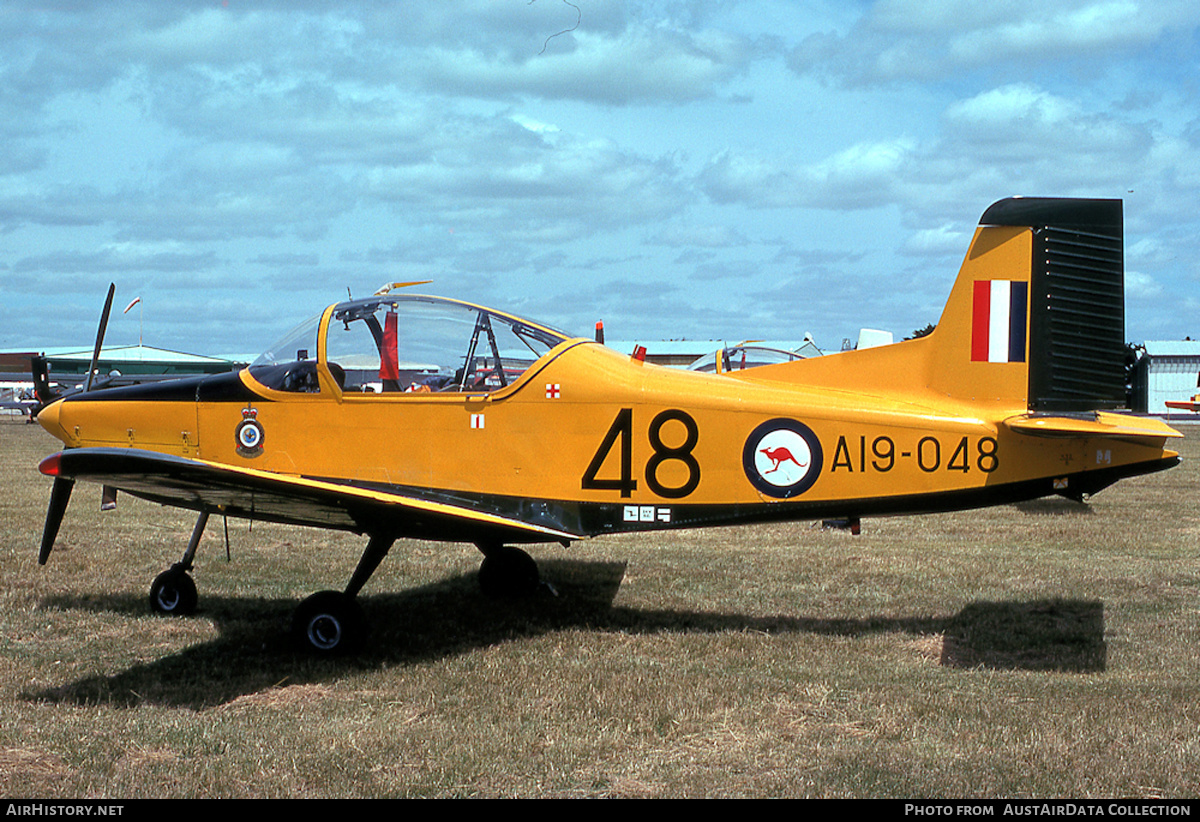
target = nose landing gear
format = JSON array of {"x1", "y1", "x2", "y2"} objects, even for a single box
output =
[{"x1": 147, "y1": 510, "x2": 208, "y2": 614}]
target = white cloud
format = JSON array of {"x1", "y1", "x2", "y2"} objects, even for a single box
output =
[
  {"x1": 1125, "y1": 270, "x2": 1163, "y2": 299},
  {"x1": 948, "y1": 2, "x2": 1164, "y2": 63},
  {"x1": 649, "y1": 224, "x2": 748, "y2": 249},
  {"x1": 790, "y1": 0, "x2": 1200, "y2": 84},
  {"x1": 901, "y1": 224, "x2": 967, "y2": 257},
  {"x1": 698, "y1": 138, "x2": 915, "y2": 210},
  {"x1": 417, "y1": 26, "x2": 755, "y2": 104},
  {"x1": 941, "y1": 84, "x2": 1151, "y2": 163}
]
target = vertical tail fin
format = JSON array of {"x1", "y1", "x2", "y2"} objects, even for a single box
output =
[{"x1": 929, "y1": 197, "x2": 1126, "y2": 412}]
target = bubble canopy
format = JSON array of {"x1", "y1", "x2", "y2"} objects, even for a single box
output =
[{"x1": 251, "y1": 294, "x2": 574, "y2": 394}]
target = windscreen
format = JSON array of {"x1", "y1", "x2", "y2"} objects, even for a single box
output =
[
  {"x1": 253, "y1": 315, "x2": 322, "y2": 367},
  {"x1": 248, "y1": 314, "x2": 324, "y2": 392}
]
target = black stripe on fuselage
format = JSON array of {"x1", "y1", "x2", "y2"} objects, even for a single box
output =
[
  {"x1": 316, "y1": 455, "x2": 1180, "y2": 541},
  {"x1": 60, "y1": 370, "x2": 260, "y2": 404}
]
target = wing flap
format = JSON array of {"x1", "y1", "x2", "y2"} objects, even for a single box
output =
[{"x1": 42, "y1": 448, "x2": 581, "y2": 544}]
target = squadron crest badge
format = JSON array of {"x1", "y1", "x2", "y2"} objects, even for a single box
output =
[{"x1": 235, "y1": 406, "x2": 265, "y2": 458}]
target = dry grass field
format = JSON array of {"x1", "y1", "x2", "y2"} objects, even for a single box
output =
[{"x1": 1, "y1": 417, "x2": 1198, "y2": 798}]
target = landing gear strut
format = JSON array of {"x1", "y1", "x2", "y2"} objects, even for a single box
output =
[
  {"x1": 289, "y1": 532, "x2": 395, "y2": 655},
  {"x1": 147, "y1": 510, "x2": 207, "y2": 616}
]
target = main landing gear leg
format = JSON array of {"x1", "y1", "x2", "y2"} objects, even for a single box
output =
[
  {"x1": 291, "y1": 533, "x2": 395, "y2": 655},
  {"x1": 148, "y1": 509, "x2": 207, "y2": 616},
  {"x1": 475, "y1": 541, "x2": 541, "y2": 598}
]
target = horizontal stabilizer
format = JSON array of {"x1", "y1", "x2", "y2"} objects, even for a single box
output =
[{"x1": 1004, "y1": 412, "x2": 1182, "y2": 441}]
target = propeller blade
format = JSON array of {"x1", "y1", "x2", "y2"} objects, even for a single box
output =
[
  {"x1": 30, "y1": 355, "x2": 55, "y2": 414},
  {"x1": 84, "y1": 283, "x2": 116, "y2": 393},
  {"x1": 39, "y1": 476, "x2": 74, "y2": 565}
]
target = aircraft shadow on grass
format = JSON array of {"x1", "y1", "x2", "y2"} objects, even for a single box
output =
[{"x1": 24, "y1": 559, "x2": 1105, "y2": 710}]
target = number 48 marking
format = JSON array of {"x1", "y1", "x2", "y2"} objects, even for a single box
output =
[{"x1": 582, "y1": 408, "x2": 700, "y2": 499}]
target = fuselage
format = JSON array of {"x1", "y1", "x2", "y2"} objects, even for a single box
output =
[{"x1": 37, "y1": 315, "x2": 1181, "y2": 539}]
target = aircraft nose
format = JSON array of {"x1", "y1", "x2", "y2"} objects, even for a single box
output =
[{"x1": 36, "y1": 398, "x2": 70, "y2": 444}]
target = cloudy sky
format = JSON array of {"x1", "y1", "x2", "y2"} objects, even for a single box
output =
[{"x1": 2, "y1": 0, "x2": 1198, "y2": 360}]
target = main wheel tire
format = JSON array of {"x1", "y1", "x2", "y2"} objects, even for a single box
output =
[
  {"x1": 149, "y1": 569, "x2": 198, "y2": 615},
  {"x1": 478, "y1": 546, "x2": 540, "y2": 598},
  {"x1": 291, "y1": 590, "x2": 365, "y2": 655}
]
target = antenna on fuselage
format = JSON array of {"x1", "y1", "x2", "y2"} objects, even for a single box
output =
[{"x1": 373, "y1": 281, "x2": 433, "y2": 296}]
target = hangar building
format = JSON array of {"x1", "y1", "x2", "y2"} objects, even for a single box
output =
[{"x1": 1131, "y1": 340, "x2": 1200, "y2": 415}]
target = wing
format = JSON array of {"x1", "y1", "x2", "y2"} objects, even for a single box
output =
[{"x1": 40, "y1": 448, "x2": 582, "y2": 545}]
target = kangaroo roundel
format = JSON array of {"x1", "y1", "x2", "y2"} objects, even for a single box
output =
[{"x1": 743, "y1": 419, "x2": 823, "y2": 498}]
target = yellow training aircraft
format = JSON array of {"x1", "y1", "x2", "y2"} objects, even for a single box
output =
[{"x1": 35, "y1": 197, "x2": 1182, "y2": 654}]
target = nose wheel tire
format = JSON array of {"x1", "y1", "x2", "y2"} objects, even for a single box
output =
[
  {"x1": 292, "y1": 590, "x2": 365, "y2": 655},
  {"x1": 149, "y1": 568, "x2": 198, "y2": 615}
]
